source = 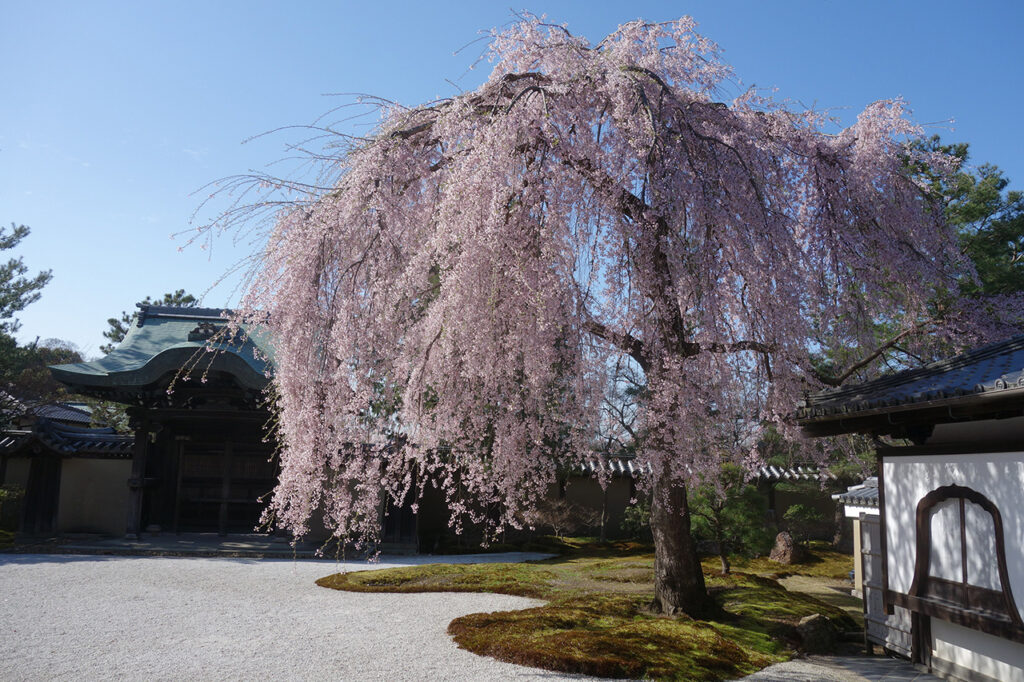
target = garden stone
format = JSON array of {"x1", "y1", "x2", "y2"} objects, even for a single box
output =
[
  {"x1": 796, "y1": 613, "x2": 838, "y2": 653},
  {"x1": 769, "y1": 531, "x2": 804, "y2": 564}
]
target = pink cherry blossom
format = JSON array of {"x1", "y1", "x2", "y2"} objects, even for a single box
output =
[{"x1": 208, "y1": 16, "x2": 1020, "y2": 612}]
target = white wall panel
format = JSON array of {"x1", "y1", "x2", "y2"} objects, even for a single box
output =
[{"x1": 883, "y1": 451, "x2": 1024, "y2": 614}]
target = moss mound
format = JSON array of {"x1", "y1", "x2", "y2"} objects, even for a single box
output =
[{"x1": 318, "y1": 542, "x2": 857, "y2": 680}]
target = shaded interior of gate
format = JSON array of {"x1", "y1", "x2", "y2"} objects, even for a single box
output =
[{"x1": 141, "y1": 419, "x2": 277, "y2": 535}]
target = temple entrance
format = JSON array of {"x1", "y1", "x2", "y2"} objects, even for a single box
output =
[
  {"x1": 174, "y1": 441, "x2": 276, "y2": 535},
  {"x1": 22, "y1": 453, "x2": 61, "y2": 535},
  {"x1": 382, "y1": 498, "x2": 417, "y2": 546}
]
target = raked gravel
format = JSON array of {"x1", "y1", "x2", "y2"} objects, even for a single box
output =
[
  {"x1": 0, "y1": 552, "x2": 589, "y2": 681},
  {"x1": 1, "y1": 552, "x2": 929, "y2": 681}
]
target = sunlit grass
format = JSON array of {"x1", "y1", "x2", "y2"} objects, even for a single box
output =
[{"x1": 317, "y1": 539, "x2": 858, "y2": 680}]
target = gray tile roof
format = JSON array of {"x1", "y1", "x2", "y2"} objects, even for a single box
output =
[
  {"x1": 26, "y1": 402, "x2": 92, "y2": 425},
  {"x1": 832, "y1": 477, "x2": 879, "y2": 507},
  {"x1": 576, "y1": 458, "x2": 834, "y2": 481},
  {"x1": 1, "y1": 419, "x2": 133, "y2": 458},
  {"x1": 799, "y1": 335, "x2": 1024, "y2": 422},
  {"x1": 0, "y1": 430, "x2": 31, "y2": 452}
]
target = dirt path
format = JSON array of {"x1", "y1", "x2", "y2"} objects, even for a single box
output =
[{"x1": 777, "y1": 575, "x2": 864, "y2": 626}]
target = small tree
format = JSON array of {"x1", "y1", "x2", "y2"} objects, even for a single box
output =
[
  {"x1": 533, "y1": 495, "x2": 601, "y2": 539},
  {"x1": 783, "y1": 504, "x2": 826, "y2": 547},
  {"x1": 691, "y1": 464, "x2": 772, "y2": 574},
  {"x1": 620, "y1": 498, "x2": 653, "y2": 542},
  {"x1": 0, "y1": 337, "x2": 85, "y2": 427}
]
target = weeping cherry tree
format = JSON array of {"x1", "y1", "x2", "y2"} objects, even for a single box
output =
[{"x1": 214, "y1": 17, "x2": 1017, "y2": 616}]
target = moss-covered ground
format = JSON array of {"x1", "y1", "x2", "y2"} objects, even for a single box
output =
[
  {"x1": 704, "y1": 542, "x2": 852, "y2": 579},
  {"x1": 317, "y1": 539, "x2": 858, "y2": 680},
  {"x1": 0, "y1": 529, "x2": 12, "y2": 549}
]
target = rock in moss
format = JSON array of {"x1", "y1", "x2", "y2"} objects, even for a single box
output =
[
  {"x1": 769, "y1": 531, "x2": 804, "y2": 564},
  {"x1": 796, "y1": 613, "x2": 837, "y2": 653}
]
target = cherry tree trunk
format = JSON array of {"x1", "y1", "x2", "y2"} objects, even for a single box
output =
[{"x1": 650, "y1": 476, "x2": 714, "y2": 617}]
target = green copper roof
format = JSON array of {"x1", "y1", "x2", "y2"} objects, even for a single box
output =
[{"x1": 51, "y1": 305, "x2": 273, "y2": 394}]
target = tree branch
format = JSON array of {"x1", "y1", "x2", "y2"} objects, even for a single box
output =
[
  {"x1": 583, "y1": 316, "x2": 649, "y2": 371},
  {"x1": 815, "y1": 317, "x2": 939, "y2": 387}
]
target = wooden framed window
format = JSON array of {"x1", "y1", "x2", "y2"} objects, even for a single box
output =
[{"x1": 891, "y1": 484, "x2": 1024, "y2": 643}]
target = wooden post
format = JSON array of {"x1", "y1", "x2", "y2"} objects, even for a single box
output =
[
  {"x1": 126, "y1": 419, "x2": 151, "y2": 539},
  {"x1": 172, "y1": 440, "x2": 184, "y2": 535},
  {"x1": 218, "y1": 441, "x2": 233, "y2": 536}
]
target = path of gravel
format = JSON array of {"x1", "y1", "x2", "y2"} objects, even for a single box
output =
[{"x1": 0, "y1": 552, "x2": 585, "y2": 681}]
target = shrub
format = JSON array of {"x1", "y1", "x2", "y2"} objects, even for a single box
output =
[
  {"x1": 783, "y1": 504, "x2": 826, "y2": 546},
  {"x1": 0, "y1": 484, "x2": 25, "y2": 531},
  {"x1": 620, "y1": 499, "x2": 652, "y2": 541}
]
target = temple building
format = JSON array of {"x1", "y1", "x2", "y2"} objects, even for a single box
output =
[
  {"x1": 44, "y1": 305, "x2": 275, "y2": 537},
  {"x1": 800, "y1": 335, "x2": 1024, "y2": 681}
]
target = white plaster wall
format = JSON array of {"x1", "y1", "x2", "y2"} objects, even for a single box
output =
[
  {"x1": 931, "y1": 620, "x2": 1024, "y2": 681},
  {"x1": 843, "y1": 503, "x2": 877, "y2": 519},
  {"x1": 883, "y1": 451, "x2": 1024, "y2": 615},
  {"x1": 966, "y1": 501, "x2": 1000, "y2": 591},
  {"x1": 927, "y1": 499, "x2": 961, "y2": 582}
]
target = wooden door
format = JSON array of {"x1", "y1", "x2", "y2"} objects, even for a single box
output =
[
  {"x1": 22, "y1": 454, "x2": 61, "y2": 535},
  {"x1": 175, "y1": 443, "x2": 275, "y2": 535},
  {"x1": 862, "y1": 513, "x2": 913, "y2": 656}
]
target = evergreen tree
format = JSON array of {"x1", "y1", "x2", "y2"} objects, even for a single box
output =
[{"x1": 0, "y1": 224, "x2": 51, "y2": 334}]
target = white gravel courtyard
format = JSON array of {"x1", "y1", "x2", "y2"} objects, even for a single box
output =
[
  {"x1": 0, "y1": 551, "x2": 938, "y2": 681},
  {"x1": 0, "y1": 552, "x2": 584, "y2": 681}
]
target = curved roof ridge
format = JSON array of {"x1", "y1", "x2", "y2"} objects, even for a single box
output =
[{"x1": 49, "y1": 305, "x2": 272, "y2": 398}]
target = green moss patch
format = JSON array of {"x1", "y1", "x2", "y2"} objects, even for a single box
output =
[
  {"x1": 704, "y1": 542, "x2": 853, "y2": 579},
  {"x1": 449, "y1": 597, "x2": 775, "y2": 680},
  {"x1": 318, "y1": 542, "x2": 858, "y2": 680},
  {"x1": 317, "y1": 562, "x2": 557, "y2": 599},
  {"x1": 0, "y1": 529, "x2": 13, "y2": 549}
]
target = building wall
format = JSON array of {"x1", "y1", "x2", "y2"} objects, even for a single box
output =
[
  {"x1": 563, "y1": 476, "x2": 635, "y2": 538},
  {"x1": 57, "y1": 459, "x2": 131, "y2": 536},
  {"x1": 1, "y1": 456, "x2": 31, "y2": 528},
  {"x1": 883, "y1": 451, "x2": 1024, "y2": 674},
  {"x1": 852, "y1": 517, "x2": 862, "y2": 596},
  {"x1": 3, "y1": 456, "x2": 31, "y2": 488},
  {"x1": 861, "y1": 511, "x2": 912, "y2": 657},
  {"x1": 931, "y1": 620, "x2": 1024, "y2": 682}
]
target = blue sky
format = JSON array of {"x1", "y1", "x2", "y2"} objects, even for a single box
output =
[{"x1": 2, "y1": 1, "x2": 1022, "y2": 357}]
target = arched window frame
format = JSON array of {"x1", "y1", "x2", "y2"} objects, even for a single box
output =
[{"x1": 899, "y1": 484, "x2": 1024, "y2": 642}]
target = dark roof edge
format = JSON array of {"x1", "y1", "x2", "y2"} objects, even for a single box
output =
[
  {"x1": 50, "y1": 346, "x2": 270, "y2": 392},
  {"x1": 801, "y1": 334, "x2": 1024, "y2": 410},
  {"x1": 136, "y1": 305, "x2": 232, "y2": 326}
]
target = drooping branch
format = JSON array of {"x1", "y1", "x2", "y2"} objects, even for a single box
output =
[{"x1": 814, "y1": 316, "x2": 940, "y2": 387}]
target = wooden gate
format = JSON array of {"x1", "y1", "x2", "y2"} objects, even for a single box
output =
[
  {"x1": 861, "y1": 512, "x2": 913, "y2": 656},
  {"x1": 174, "y1": 442, "x2": 276, "y2": 535}
]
